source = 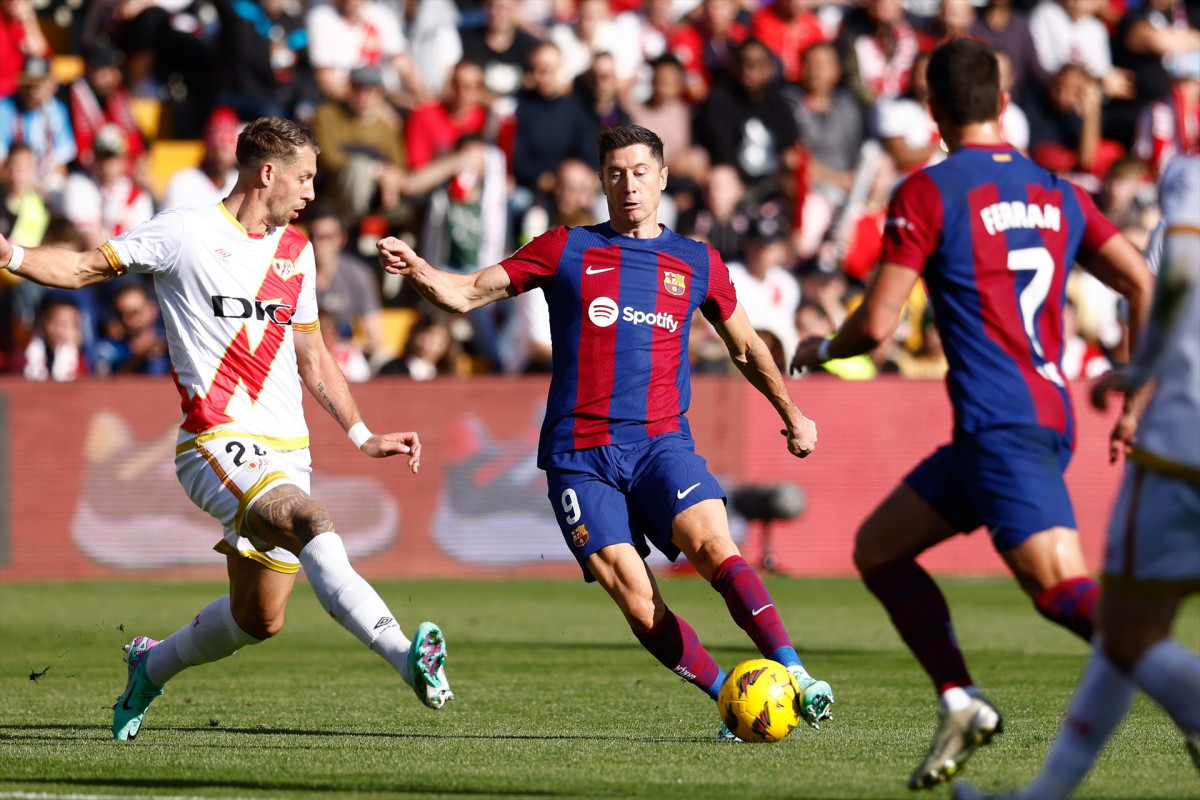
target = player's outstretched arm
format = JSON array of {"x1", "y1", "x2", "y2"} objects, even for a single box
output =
[
  {"x1": 293, "y1": 328, "x2": 422, "y2": 474},
  {"x1": 376, "y1": 236, "x2": 515, "y2": 313},
  {"x1": 0, "y1": 234, "x2": 121, "y2": 288},
  {"x1": 714, "y1": 303, "x2": 817, "y2": 459}
]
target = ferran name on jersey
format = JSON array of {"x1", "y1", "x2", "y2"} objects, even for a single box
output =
[{"x1": 979, "y1": 200, "x2": 1062, "y2": 236}]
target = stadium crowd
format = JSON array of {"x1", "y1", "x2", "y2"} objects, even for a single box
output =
[{"x1": 1, "y1": 0, "x2": 1197, "y2": 382}]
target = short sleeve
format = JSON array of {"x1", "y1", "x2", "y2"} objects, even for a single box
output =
[
  {"x1": 1071, "y1": 183, "x2": 1119, "y2": 260},
  {"x1": 699, "y1": 244, "x2": 738, "y2": 323},
  {"x1": 500, "y1": 226, "x2": 570, "y2": 293},
  {"x1": 880, "y1": 171, "x2": 942, "y2": 274},
  {"x1": 292, "y1": 244, "x2": 319, "y2": 329},
  {"x1": 104, "y1": 209, "x2": 185, "y2": 277}
]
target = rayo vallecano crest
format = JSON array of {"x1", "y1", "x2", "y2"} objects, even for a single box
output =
[
  {"x1": 272, "y1": 258, "x2": 296, "y2": 279},
  {"x1": 663, "y1": 271, "x2": 687, "y2": 297}
]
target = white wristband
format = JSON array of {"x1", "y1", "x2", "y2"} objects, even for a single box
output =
[
  {"x1": 4, "y1": 244, "x2": 24, "y2": 272},
  {"x1": 816, "y1": 338, "x2": 833, "y2": 363},
  {"x1": 348, "y1": 422, "x2": 372, "y2": 449}
]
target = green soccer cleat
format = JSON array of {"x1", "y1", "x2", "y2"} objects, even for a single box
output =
[
  {"x1": 408, "y1": 621, "x2": 453, "y2": 709},
  {"x1": 112, "y1": 636, "x2": 163, "y2": 741},
  {"x1": 909, "y1": 696, "x2": 1003, "y2": 790},
  {"x1": 789, "y1": 666, "x2": 834, "y2": 729},
  {"x1": 716, "y1": 721, "x2": 743, "y2": 742}
]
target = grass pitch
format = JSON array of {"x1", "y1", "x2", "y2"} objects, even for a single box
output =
[{"x1": 1, "y1": 577, "x2": 1197, "y2": 800}]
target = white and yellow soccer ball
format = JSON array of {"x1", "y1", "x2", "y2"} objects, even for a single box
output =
[{"x1": 717, "y1": 658, "x2": 802, "y2": 743}]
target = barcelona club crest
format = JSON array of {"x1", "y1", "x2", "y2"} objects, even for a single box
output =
[
  {"x1": 663, "y1": 271, "x2": 687, "y2": 297},
  {"x1": 571, "y1": 524, "x2": 589, "y2": 548}
]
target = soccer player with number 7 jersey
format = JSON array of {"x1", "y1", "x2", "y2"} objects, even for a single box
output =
[
  {"x1": 0, "y1": 117, "x2": 453, "y2": 741},
  {"x1": 791, "y1": 38, "x2": 1155, "y2": 790}
]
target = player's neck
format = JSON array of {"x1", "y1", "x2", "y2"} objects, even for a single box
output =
[
  {"x1": 222, "y1": 191, "x2": 273, "y2": 237},
  {"x1": 612, "y1": 219, "x2": 664, "y2": 239},
  {"x1": 948, "y1": 120, "x2": 1007, "y2": 152}
]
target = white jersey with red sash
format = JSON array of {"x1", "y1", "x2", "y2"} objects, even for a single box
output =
[{"x1": 101, "y1": 202, "x2": 319, "y2": 446}]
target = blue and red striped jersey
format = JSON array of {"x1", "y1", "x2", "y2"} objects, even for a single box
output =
[
  {"x1": 501, "y1": 222, "x2": 738, "y2": 465},
  {"x1": 882, "y1": 144, "x2": 1118, "y2": 441}
]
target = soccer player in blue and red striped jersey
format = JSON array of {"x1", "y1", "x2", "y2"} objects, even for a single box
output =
[
  {"x1": 791, "y1": 38, "x2": 1155, "y2": 789},
  {"x1": 379, "y1": 124, "x2": 835, "y2": 734}
]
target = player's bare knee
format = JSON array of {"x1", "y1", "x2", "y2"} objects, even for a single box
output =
[
  {"x1": 232, "y1": 605, "x2": 285, "y2": 641},
  {"x1": 1102, "y1": 631, "x2": 1155, "y2": 675},
  {"x1": 622, "y1": 594, "x2": 659, "y2": 634}
]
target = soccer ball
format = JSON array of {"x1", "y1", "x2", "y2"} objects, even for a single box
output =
[{"x1": 717, "y1": 658, "x2": 801, "y2": 743}]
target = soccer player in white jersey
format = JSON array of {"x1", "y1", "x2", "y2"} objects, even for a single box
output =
[
  {"x1": 0, "y1": 117, "x2": 453, "y2": 741},
  {"x1": 955, "y1": 154, "x2": 1200, "y2": 798}
]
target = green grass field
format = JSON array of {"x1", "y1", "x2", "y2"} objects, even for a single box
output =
[{"x1": 1, "y1": 577, "x2": 1197, "y2": 800}]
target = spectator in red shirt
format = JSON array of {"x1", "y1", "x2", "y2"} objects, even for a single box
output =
[
  {"x1": 68, "y1": 45, "x2": 147, "y2": 171},
  {"x1": 0, "y1": 0, "x2": 50, "y2": 99},
  {"x1": 672, "y1": 0, "x2": 749, "y2": 100},
  {"x1": 405, "y1": 60, "x2": 489, "y2": 170},
  {"x1": 751, "y1": 0, "x2": 827, "y2": 85}
]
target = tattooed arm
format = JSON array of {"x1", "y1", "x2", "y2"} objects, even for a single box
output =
[{"x1": 293, "y1": 328, "x2": 422, "y2": 472}]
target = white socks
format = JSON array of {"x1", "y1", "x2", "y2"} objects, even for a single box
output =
[
  {"x1": 1131, "y1": 638, "x2": 1200, "y2": 735},
  {"x1": 144, "y1": 595, "x2": 258, "y2": 686},
  {"x1": 299, "y1": 532, "x2": 413, "y2": 684}
]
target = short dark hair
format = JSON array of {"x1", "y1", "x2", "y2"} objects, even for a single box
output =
[
  {"x1": 597, "y1": 125, "x2": 664, "y2": 168},
  {"x1": 926, "y1": 38, "x2": 1001, "y2": 127},
  {"x1": 236, "y1": 117, "x2": 320, "y2": 171}
]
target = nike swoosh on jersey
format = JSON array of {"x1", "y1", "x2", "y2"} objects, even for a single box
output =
[
  {"x1": 751, "y1": 604, "x2": 774, "y2": 616},
  {"x1": 676, "y1": 482, "x2": 702, "y2": 500},
  {"x1": 585, "y1": 265, "x2": 615, "y2": 274}
]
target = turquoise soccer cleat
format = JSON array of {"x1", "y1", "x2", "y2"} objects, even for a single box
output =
[
  {"x1": 408, "y1": 622, "x2": 453, "y2": 709},
  {"x1": 112, "y1": 636, "x2": 163, "y2": 741},
  {"x1": 788, "y1": 666, "x2": 834, "y2": 729}
]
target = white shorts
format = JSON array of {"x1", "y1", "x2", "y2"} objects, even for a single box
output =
[
  {"x1": 1103, "y1": 463, "x2": 1200, "y2": 590},
  {"x1": 175, "y1": 430, "x2": 311, "y2": 574}
]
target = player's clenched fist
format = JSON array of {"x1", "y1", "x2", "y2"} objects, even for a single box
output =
[{"x1": 783, "y1": 414, "x2": 817, "y2": 458}]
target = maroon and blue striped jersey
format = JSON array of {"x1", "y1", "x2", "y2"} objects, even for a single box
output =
[
  {"x1": 501, "y1": 222, "x2": 739, "y2": 466},
  {"x1": 882, "y1": 144, "x2": 1119, "y2": 441}
]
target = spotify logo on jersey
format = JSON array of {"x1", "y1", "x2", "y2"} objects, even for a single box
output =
[{"x1": 588, "y1": 297, "x2": 619, "y2": 327}]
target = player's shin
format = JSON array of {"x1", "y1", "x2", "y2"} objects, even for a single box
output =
[
  {"x1": 1034, "y1": 577, "x2": 1099, "y2": 642},
  {"x1": 710, "y1": 555, "x2": 800, "y2": 668},
  {"x1": 633, "y1": 609, "x2": 725, "y2": 699},
  {"x1": 299, "y1": 531, "x2": 414, "y2": 682},
  {"x1": 144, "y1": 594, "x2": 258, "y2": 685}
]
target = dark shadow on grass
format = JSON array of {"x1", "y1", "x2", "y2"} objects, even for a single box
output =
[
  {"x1": 466, "y1": 640, "x2": 870, "y2": 658},
  {"x1": 6, "y1": 776, "x2": 573, "y2": 797},
  {"x1": 0, "y1": 723, "x2": 717, "y2": 744}
]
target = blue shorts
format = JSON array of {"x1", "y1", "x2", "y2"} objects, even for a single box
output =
[
  {"x1": 544, "y1": 432, "x2": 725, "y2": 582},
  {"x1": 904, "y1": 425, "x2": 1076, "y2": 551}
]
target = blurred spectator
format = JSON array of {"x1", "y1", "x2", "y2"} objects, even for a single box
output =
[
  {"x1": 751, "y1": 0, "x2": 825, "y2": 85},
  {"x1": 0, "y1": 56, "x2": 76, "y2": 196},
  {"x1": 1029, "y1": 0, "x2": 1134, "y2": 102},
  {"x1": 306, "y1": 0, "x2": 426, "y2": 106},
  {"x1": 61, "y1": 124, "x2": 153, "y2": 251},
  {"x1": 68, "y1": 44, "x2": 147, "y2": 172},
  {"x1": 311, "y1": 65, "x2": 407, "y2": 220},
  {"x1": 319, "y1": 308, "x2": 372, "y2": 382},
  {"x1": 997, "y1": 49, "x2": 1031, "y2": 152},
  {"x1": 163, "y1": 106, "x2": 240, "y2": 209},
  {"x1": 872, "y1": 51, "x2": 943, "y2": 173},
  {"x1": 307, "y1": 204, "x2": 390, "y2": 370},
  {"x1": 817, "y1": 148, "x2": 897, "y2": 286},
  {"x1": 785, "y1": 40, "x2": 866, "y2": 260},
  {"x1": 549, "y1": 0, "x2": 637, "y2": 88},
  {"x1": 673, "y1": 0, "x2": 749, "y2": 100},
  {"x1": 460, "y1": 0, "x2": 542, "y2": 99},
  {"x1": 4, "y1": 216, "x2": 87, "y2": 357},
  {"x1": 970, "y1": 0, "x2": 1046, "y2": 102},
  {"x1": 519, "y1": 156, "x2": 599, "y2": 243},
  {"x1": 677, "y1": 163, "x2": 751, "y2": 265},
  {"x1": 926, "y1": 0, "x2": 976, "y2": 44},
  {"x1": 406, "y1": 60, "x2": 490, "y2": 171},
  {"x1": 1096, "y1": 156, "x2": 1154, "y2": 232},
  {"x1": 727, "y1": 214, "x2": 800, "y2": 367},
  {"x1": 838, "y1": 0, "x2": 924, "y2": 107},
  {"x1": 1108, "y1": 0, "x2": 1200, "y2": 148},
  {"x1": 0, "y1": 141, "x2": 49, "y2": 247},
  {"x1": 1059, "y1": 297, "x2": 1110, "y2": 380},
  {"x1": 84, "y1": 0, "x2": 220, "y2": 138},
  {"x1": 0, "y1": 0, "x2": 51, "y2": 98},
  {"x1": 1132, "y1": 50, "x2": 1200, "y2": 177},
  {"x1": 1027, "y1": 63, "x2": 1124, "y2": 180},
  {"x1": 378, "y1": 310, "x2": 462, "y2": 379},
  {"x1": 893, "y1": 311, "x2": 949, "y2": 380},
  {"x1": 92, "y1": 282, "x2": 171, "y2": 376},
  {"x1": 694, "y1": 37, "x2": 799, "y2": 201},
  {"x1": 612, "y1": 0, "x2": 688, "y2": 101},
  {"x1": 213, "y1": 0, "x2": 319, "y2": 122},
  {"x1": 626, "y1": 54, "x2": 708, "y2": 194},
  {"x1": 573, "y1": 51, "x2": 632, "y2": 130},
  {"x1": 403, "y1": 0, "x2": 464, "y2": 99},
  {"x1": 509, "y1": 42, "x2": 598, "y2": 201},
  {"x1": 16, "y1": 295, "x2": 87, "y2": 381}
]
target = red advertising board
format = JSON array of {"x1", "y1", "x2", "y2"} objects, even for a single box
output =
[{"x1": 0, "y1": 376, "x2": 1126, "y2": 581}]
